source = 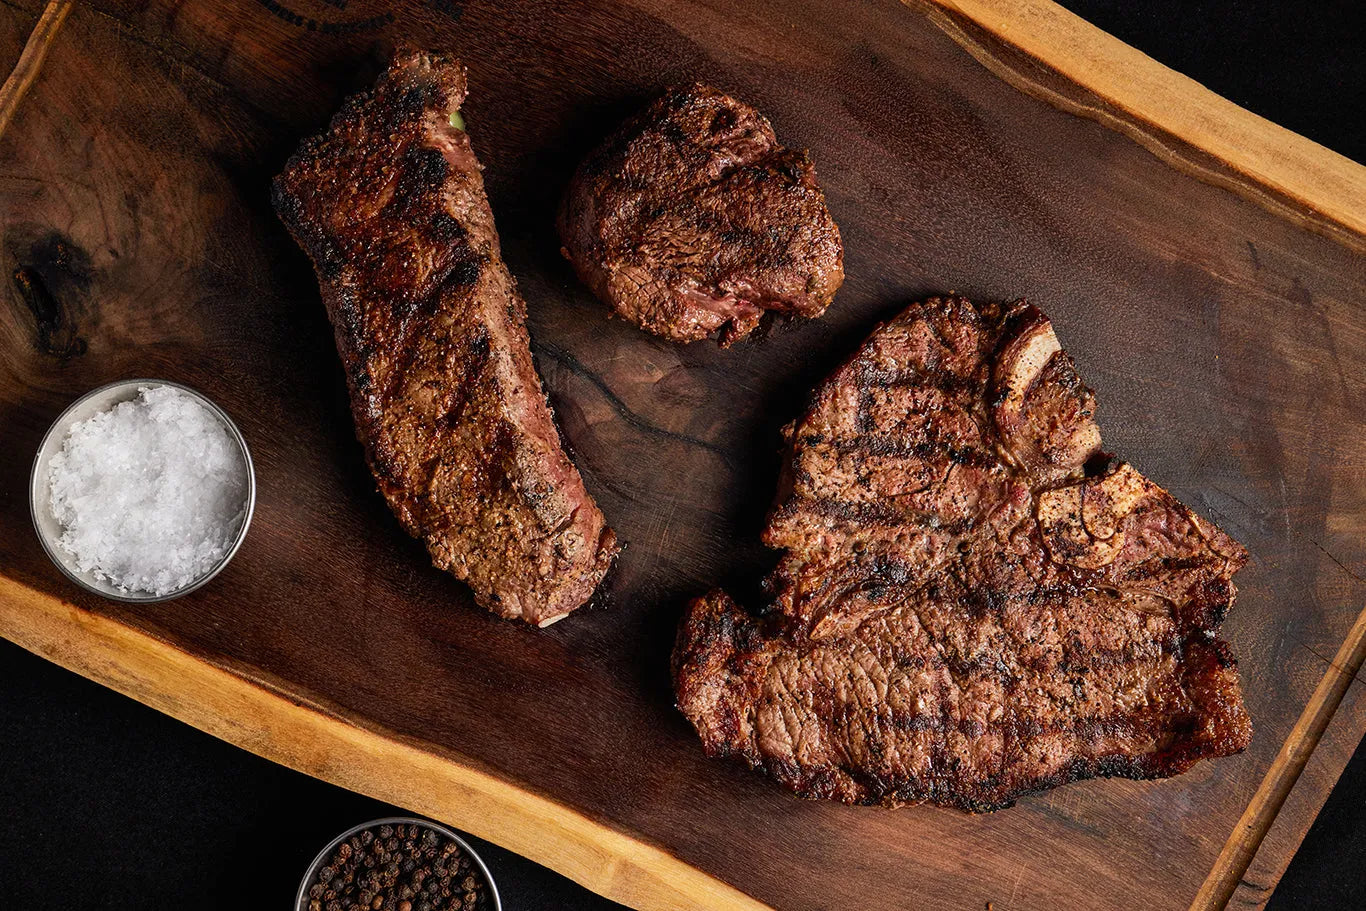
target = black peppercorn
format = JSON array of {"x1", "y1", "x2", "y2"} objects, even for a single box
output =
[{"x1": 306, "y1": 824, "x2": 491, "y2": 911}]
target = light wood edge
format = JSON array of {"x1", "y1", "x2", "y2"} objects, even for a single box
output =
[
  {"x1": 1190, "y1": 602, "x2": 1366, "y2": 910},
  {"x1": 919, "y1": 0, "x2": 1366, "y2": 250},
  {"x1": 0, "y1": 575, "x2": 772, "y2": 911},
  {"x1": 2, "y1": 2, "x2": 1364, "y2": 908},
  {"x1": 0, "y1": 0, "x2": 71, "y2": 139}
]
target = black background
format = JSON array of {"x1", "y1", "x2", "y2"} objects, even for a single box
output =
[{"x1": 2, "y1": 1, "x2": 1362, "y2": 908}]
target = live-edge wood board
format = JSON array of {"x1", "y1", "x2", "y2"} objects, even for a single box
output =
[{"x1": 0, "y1": 0, "x2": 1363, "y2": 909}]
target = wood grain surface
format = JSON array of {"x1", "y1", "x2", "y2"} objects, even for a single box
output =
[{"x1": 0, "y1": 1, "x2": 1363, "y2": 909}]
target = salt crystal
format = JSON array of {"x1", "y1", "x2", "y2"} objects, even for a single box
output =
[{"x1": 47, "y1": 384, "x2": 248, "y2": 596}]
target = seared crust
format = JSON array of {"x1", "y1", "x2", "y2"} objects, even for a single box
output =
[
  {"x1": 674, "y1": 297, "x2": 1251, "y2": 809},
  {"x1": 559, "y1": 84, "x2": 843, "y2": 346},
  {"x1": 273, "y1": 50, "x2": 617, "y2": 626}
]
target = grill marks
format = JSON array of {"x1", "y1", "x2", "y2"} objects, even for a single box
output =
[
  {"x1": 674, "y1": 297, "x2": 1251, "y2": 810},
  {"x1": 273, "y1": 50, "x2": 616, "y2": 626},
  {"x1": 558, "y1": 83, "x2": 844, "y2": 346}
]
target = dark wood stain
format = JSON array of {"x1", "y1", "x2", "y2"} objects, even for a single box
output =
[
  {"x1": 8, "y1": 229, "x2": 90, "y2": 357},
  {"x1": 0, "y1": 1, "x2": 1363, "y2": 909}
]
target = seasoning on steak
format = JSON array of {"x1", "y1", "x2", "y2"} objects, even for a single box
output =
[
  {"x1": 558, "y1": 83, "x2": 844, "y2": 346},
  {"x1": 673, "y1": 297, "x2": 1251, "y2": 810},
  {"x1": 272, "y1": 50, "x2": 617, "y2": 626}
]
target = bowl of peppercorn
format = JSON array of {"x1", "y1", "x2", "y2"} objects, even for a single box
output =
[{"x1": 297, "y1": 818, "x2": 501, "y2": 911}]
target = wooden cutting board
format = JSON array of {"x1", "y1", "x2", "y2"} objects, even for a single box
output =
[{"x1": 1, "y1": 1, "x2": 1363, "y2": 908}]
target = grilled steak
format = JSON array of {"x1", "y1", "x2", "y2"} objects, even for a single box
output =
[
  {"x1": 674, "y1": 297, "x2": 1250, "y2": 810},
  {"x1": 558, "y1": 84, "x2": 843, "y2": 346},
  {"x1": 273, "y1": 51, "x2": 617, "y2": 626}
]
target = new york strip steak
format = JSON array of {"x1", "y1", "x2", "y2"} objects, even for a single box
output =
[
  {"x1": 674, "y1": 297, "x2": 1251, "y2": 810},
  {"x1": 274, "y1": 51, "x2": 616, "y2": 626}
]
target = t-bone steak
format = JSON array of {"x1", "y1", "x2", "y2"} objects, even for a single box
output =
[{"x1": 673, "y1": 296, "x2": 1251, "y2": 810}]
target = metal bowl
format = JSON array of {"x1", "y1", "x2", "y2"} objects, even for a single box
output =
[
  {"x1": 29, "y1": 378, "x2": 256, "y2": 603},
  {"x1": 297, "y1": 817, "x2": 502, "y2": 911}
]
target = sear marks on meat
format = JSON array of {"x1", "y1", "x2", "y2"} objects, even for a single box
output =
[
  {"x1": 273, "y1": 50, "x2": 617, "y2": 627},
  {"x1": 558, "y1": 83, "x2": 844, "y2": 346},
  {"x1": 673, "y1": 297, "x2": 1251, "y2": 810}
]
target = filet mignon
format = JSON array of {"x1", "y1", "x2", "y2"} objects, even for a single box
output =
[{"x1": 558, "y1": 84, "x2": 843, "y2": 346}]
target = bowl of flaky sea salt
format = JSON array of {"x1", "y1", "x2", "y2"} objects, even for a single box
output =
[{"x1": 30, "y1": 379, "x2": 255, "y2": 602}]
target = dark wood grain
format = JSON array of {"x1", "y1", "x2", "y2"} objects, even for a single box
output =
[{"x1": 0, "y1": 1, "x2": 1363, "y2": 909}]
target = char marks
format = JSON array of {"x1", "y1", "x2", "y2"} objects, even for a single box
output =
[
  {"x1": 559, "y1": 83, "x2": 844, "y2": 346},
  {"x1": 674, "y1": 296, "x2": 1251, "y2": 810},
  {"x1": 273, "y1": 49, "x2": 616, "y2": 626}
]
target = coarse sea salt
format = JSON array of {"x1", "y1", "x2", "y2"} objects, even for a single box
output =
[{"x1": 47, "y1": 385, "x2": 248, "y2": 596}]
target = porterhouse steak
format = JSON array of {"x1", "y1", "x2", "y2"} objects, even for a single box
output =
[
  {"x1": 558, "y1": 84, "x2": 843, "y2": 346},
  {"x1": 273, "y1": 51, "x2": 617, "y2": 626},
  {"x1": 674, "y1": 297, "x2": 1251, "y2": 810}
]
